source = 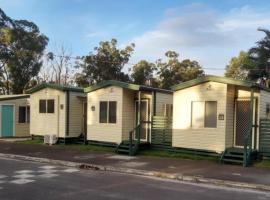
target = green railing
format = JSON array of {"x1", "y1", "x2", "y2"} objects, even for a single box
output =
[
  {"x1": 128, "y1": 124, "x2": 141, "y2": 156},
  {"x1": 243, "y1": 127, "x2": 253, "y2": 167}
]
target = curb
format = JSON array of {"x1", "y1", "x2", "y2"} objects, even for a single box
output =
[{"x1": 1, "y1": 153, "x2": 270, "y2": 192}]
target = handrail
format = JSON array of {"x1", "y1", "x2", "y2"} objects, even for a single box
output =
[
  {"x1": 128, "y1": 124, "x2": 141, "y2": 156},
  {"x1": 243, "y1": 127, "x2": 252, "y2": 167}
]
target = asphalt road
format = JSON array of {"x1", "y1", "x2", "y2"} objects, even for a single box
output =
[{"x1": 0, "y1": 157, "x2": 269, "y2": 200}]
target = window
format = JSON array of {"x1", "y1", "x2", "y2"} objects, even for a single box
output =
[
  {"x1": 39, "y1": 99, "x2": 55, "y2": 114},
  {"x1": 99, "y1": 101, "x2": 117, "y2": 124},
  {"x1": 191, "y1": 101, "x2": 217, "y2": 128},
  {"x1": 19, "y1": 107, "x2": 26, "y2": 123},
  {"x1": 39, "y1": 100, "x2": 46, "y2": 113},
  {"x1": 205, "y1": 101, "x2": 217, "y2": 128},
  {"x1": 163, "y1": 104, "x2": 173, "y2": 117},
  {"x1": 47, "y1": 99, "x2": 55, "y2": 113},
  {"x1": 99, "y1": 101, "x2": 108, "y2": 123},
  {"x1": 26, "y1": 106, "x2": 30, "y2": 122},
  {"x1": 192, "y1": 102, "x2": 205, "y2": 128},
  {"x1": 109, "y1": 101, "x2": 117, "y2": 123},
  {"x1": 19, "y1": 106, "x2": 30, "y2": 123}
]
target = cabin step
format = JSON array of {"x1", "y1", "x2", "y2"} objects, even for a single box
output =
[{"x1": 221, "y1": 148, "x2": 245, "y2": 165}]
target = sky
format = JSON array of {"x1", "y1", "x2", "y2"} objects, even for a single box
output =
[{"x1": 1, "y1": 0, "x2": 270, "y2": 75}]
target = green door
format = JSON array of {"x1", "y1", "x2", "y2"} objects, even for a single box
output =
[{"x1": 1, "y1": 105, "x2": 14, "y2": 137}]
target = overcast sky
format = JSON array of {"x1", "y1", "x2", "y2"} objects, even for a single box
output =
[{"x1": 1, "y1": 0, "x2": 270, "y2": 75}]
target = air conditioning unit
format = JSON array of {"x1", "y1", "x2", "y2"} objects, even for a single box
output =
[{"x1": 44, "y1": 135, "x2": 58, "y2": 145}]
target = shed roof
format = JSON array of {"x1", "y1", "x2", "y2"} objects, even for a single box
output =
[
  {"x1": 171, "y1": 75, "x2": 270, "y2": 92},
  {"x1": 84, "y1": 80, "x2": 172, "y2": 94},
  {"x1": 26, "y1": 83, "x2": 84, "y2": 94},
  {"x1": 0, "y1": 94, "x2": 30, "y2": 101}
]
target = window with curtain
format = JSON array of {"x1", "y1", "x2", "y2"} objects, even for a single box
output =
[
  {"x1": 191, "y1": 101, "x2": 217, "y2": 128},
  {"x1": 99, "y1": 101, "x2": 117, "y2": 124}
]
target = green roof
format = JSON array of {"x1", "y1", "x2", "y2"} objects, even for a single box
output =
[
  {"x1": 0, "y1": 94, "x2": 30, "y2": 101},
  {"x1": 171, "y1": 75, "x2": 270, "y2": 92},
  {"x1": 84, "y1": 80, "x2": 172, "y2": 94},
  {"x1": 26, "y1": 83, "x2": 84, "y2": 94}
]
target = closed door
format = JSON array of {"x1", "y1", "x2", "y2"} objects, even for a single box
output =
[
  {"x1": 235, "y1": 100, "x2": 251, "y2": 147},
  {"x1": 1, "y1": 105, "x2": 14, "y2": 137},
  {"x1": 135, "y1": 100, "x2": 150, "y2": 141}
]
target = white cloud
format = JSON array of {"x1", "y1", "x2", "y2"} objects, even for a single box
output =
[{"x1": 127, "y1": 4, "x2": 270, "y2": 75}]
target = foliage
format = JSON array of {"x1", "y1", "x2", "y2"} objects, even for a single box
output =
[
  {"x1": 157, "y1": 51, "x2": 204, "y2": 89},
  {"x1": 225, "y1": 51, "x2": 256, "y2": 80},
  {"x1": 0, "y1": 8, "x2": 48, "y2": 94},
  {"x1": 247, "y1": 28, "x2": 270, "y2": 87},
  {"x1": 130, "y1": 60, "x2": 158, "y2": 86},
  {"x1": 76, "y1": 39, "x2": 134, "y2": 86},
  {"x1": 40, "y1": 44, "x2": 74, "y2": 85}
]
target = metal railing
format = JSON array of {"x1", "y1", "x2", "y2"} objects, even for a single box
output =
[
  {"x1": 128, "y1": 124, "x2": 141, "y2": 156},
  {"x1": 243, "y1": 127, "x2": 253, "y2": 167}
]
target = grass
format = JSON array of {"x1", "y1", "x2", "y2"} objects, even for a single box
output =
[
  {"x1": 17, "y1": 139, "x2": 44, "y2": 145},
  {"x1": 139, "y1": 149, "x2": 219, "y2": 162},
  {"x1": 17, "y1": 140, "x2": 115, "y2": 153},
  {"x1": 254, "y1": 160, "x2": 270, "y2": 168}
]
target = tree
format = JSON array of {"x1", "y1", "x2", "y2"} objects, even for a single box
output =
[
  {"x1": 225, "y1": 51, "x2": 256, "y2": 80},
  {"x1": 130, "y1": 60, "x2": 158, "y2": 86},
  {"x1": 157, "y1": 51, "x2": 204, "y2": 89},
  {"x1": 41, "y1": 44, "x2": 74, "y2": 85},
  {"x1": 0, "y1": 8, "x2": 48, "y2": 94},
  {"x1": 76, "y1": 39, "x2": 134, "y2": 86},
  {"x1": 247, "y1": 28, "x2": 270, "y2": 87}
]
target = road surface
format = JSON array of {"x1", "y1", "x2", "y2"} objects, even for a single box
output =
[{"x1": 0, "y1": 157, "x2": 269, "y2": 200}]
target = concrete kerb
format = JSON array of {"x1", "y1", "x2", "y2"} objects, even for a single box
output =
[{"x1": 1, "y1": 153, "x2": 270, "y2": 192}]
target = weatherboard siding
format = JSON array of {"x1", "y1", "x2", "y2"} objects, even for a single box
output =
[
  {"x1": 30, "y1": 88, "x2": 66, "y2": 137},
  {"x1": 0, "y1": 98, "x2": 30, "y2": 137},
  {"x1": 68, "y1": 91, "x2": 86, "y2": 138},
  {"x1": 172, "y1": 82, "x2": 227, "y2": 153},
  {"x1": 87, "y1": 86, "x2": 123, "y2": 144},
  {"x1": 122, "y1": 89, "x2": 135, "y2": 141},
  {"x1": 225, "y1": 85, "x2": 235, "y2": 148},
  {"x1": 156, "y1": 92, "x2": 173, "y2": 116}
]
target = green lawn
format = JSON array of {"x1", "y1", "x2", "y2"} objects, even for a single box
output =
[
  {"x1": 17, "y1": 140, "x2": 115, "y2": 153},
  {"x1": 254, "y1": 160, "x2": 270, "y2": 168},
  {"x1": 139, "y1": 149, "x2": 219, "y2": 162}
]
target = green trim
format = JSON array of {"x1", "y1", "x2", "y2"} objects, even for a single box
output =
[
  {"x1": 26, "y1": 83, "x2": 84, "y2": 94},
  {"x1": 0, "y1": 94, "x2": 30, "y2": 101},
  {"x1": 171, "y1": 75, "x2": 270, "y2": 92},
  {"x1": 84, "y1": 80, "x2": 172, "y2": 94}
]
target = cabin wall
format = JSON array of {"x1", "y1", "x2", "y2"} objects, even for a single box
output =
[
  {"x1": 225, "y1": 85, "x2": 235, "y2": 148},
  {"x1": 68, "y1": 91, "x2": 86, "y2": 138},
  {"x1": 172, "y1": 82, "x2": 227, "y2": 153},
  {"x1": 155, "y1": 92, "x2": 173, "y2": 116},
  {"x1": 30, "y1": 88, "x2": 66, "y2": 137},
  {"x1": 122, "y1": 89, "x2": 135, "y2": 141},
  {"x1": 0, "y1": 98, "x2": 30, "y2": 137},
  {"x1": 87, "y1": 86, "x2": 123, "y2": 144}
]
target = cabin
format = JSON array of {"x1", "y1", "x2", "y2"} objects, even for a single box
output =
[
  {"x1": 84, "y1": 80, "x2": 173, "y2": 151},
  {"x1": 0, "y1": 94, "x2": 30, "y2": 138},
  {"x1": 26, "y1": 83, "x2": 87, "y2": 143},
  {"x1": 171, "y1": 75, "x2": 270, "y2": 166}
]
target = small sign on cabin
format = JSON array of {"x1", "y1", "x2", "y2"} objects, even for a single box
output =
[{"x1": 218, "y1": 114, "x2": 224, "y2": 120}]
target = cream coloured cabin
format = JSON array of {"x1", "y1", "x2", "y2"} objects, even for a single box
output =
[
  {"x1": 84, "y1": 80, "x2": 173, "y2": 144},
  {"x1": 0, "y1": 94, "x2": 30, "y2": 138},
  {"x1": 171, "y1": 75, "x2": 270, "y2": 154},
  {"x1": 27, "y1": 84, "x2": 87, "y2": 140}
]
